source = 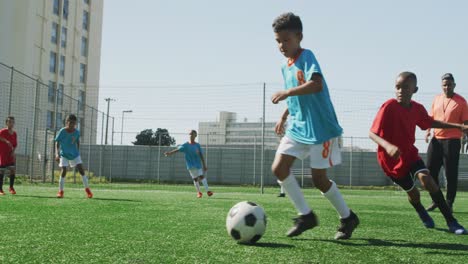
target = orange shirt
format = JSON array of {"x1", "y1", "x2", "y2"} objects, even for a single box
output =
[{"x1": 430, "y1": 93, "x2": 468, "y2": 139}]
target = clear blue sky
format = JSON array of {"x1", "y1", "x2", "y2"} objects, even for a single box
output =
[{"x1": 98, "y1": 0, "x2": 468, "y2": 147}]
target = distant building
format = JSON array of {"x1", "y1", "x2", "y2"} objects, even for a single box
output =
[
  {"x1": 0, "y1": 0, "x2": 104, "y2": 143},
  {"x1": 198, "y1": 111, "x2": 280, "y2": 149}
]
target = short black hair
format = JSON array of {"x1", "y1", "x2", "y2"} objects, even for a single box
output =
[
  {"x1": 398, "y1": 71, "x2": 417, "y2": 85},
  {"x1": 5, "y1": 116, "x2": 14, "y2": 124},
  {"x1": 442, "y1": 73, "x2": 455, "y2": 82},
  {"x1": 272, "y1": 12, "x2": 302, "y2": 33},
  {"x1": 66, "y1": 114, "x2": 77, "y2": 122}
]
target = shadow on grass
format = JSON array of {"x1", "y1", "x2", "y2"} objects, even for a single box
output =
[
  {"x1": 241, "y1": 242, "x2": 295, "y2": 248},
  {"x1": 317, "y1": 238, "x2": 468, "y2": 252},
  {"x1": 15, "y1": 195, "x2": 58, "y2": 199},
  {"x1": 91, "y1": 197, "x2": 141, "y2": 202}
]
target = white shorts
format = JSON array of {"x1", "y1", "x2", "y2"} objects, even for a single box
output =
[
  {"x1": 188, "y1": 168, "x2": 204, "y2": 179},
  {"x1": 59, "y1": 156, "x2": 83, "y2": 168},
  {"x1": 276, "y1": 136, "x2": 342, "y2": 169}
]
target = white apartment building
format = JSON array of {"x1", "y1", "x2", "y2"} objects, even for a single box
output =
[
  {"x1": 0, "y1": 0, "x2": 103, "y2": 143},
  {"x1": 199, "y1": 111, "x2": 280, "y2": 149}
]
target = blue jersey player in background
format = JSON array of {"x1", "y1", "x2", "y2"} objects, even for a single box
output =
[
  {"x1": 165, "y1": 130, "x2": 213, "y2": 198},
  {"x1": 270, "y1": 12, "x2": 359, "y2": 239},
  {"x1": 55, "y1": 114, "x2": 93, "y2": 199}
]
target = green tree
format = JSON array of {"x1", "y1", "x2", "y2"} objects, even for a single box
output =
[{"x1": 133, "y1": 128, "x2": 176, "y2": 146}]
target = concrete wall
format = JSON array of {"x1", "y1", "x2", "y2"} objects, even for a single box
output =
[{"x1": 79, "y1": 145, "x2": 468, "y2": 190}]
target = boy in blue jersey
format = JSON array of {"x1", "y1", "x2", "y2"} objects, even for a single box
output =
[
  {"x1": 164, "y1": 130, "x2": 213, "y2": 198},
  {"x1": 271, "y1": 13, "x2": 359, "y2": 239},
  {"x1": 55, "y1": 114, "x2": 93, "y2": 198}
]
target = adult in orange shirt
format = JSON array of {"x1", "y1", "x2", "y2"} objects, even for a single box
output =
[{"x1": 426, "y1": 73, "x2": 468, "y2": 211}]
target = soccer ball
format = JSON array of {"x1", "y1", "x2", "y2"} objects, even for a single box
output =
[{"x1": 226, "y1": 201, "x2": 267, "y2": 244}]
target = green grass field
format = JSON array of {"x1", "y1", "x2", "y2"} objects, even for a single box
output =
[{"x1": 1, "y1": 184, "x2": 467, "y2": 264}]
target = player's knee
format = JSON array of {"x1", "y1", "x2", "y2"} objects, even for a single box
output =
[
  {"x1": 198, "y1": 176, "x2": 204, "y2": 180},
  {"x1": 193, "y1": 178, "x2": 199, "y2": 182},
  {"x1": 419, "y1": 174, "x2": 438, "y2": 192}
]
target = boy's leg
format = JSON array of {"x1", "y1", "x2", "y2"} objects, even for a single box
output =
[
  {"x1": 312, "y1": 169, "x2": 350, "y2": 218},
  {"x1": 76, "y1": 163, "x2": 92, "y2": 198},
  {"x1": 391, "y1": 171, "x2": 435, "y2": 228},
  {"x1": 273, "y1": 154, "x2": 310, "y2": 215},
  {"x1": 273, "y1": 153, "x2": 317, "y2": 237},
  {"x1": 199, "y1": 175, "x2": 213, "y2": 196},
  {"x1": 278, "y1": 183, "x2": 286, "y2": 197},
  {"x1": 443, "y1": 139, "x2": 460, "y2": 207},
  {"x1": 0, "y1": 170, "x2": 4, "y2": 194},
  {"x1": 8, "y1": 167, "x2": 16, "y2": 194},
  {"x1": 313, "y1": 169, "x2": 359, "y2": 239},
  {"x1": 57, "y1": 166, "x2": 67, "y2": 198},
  {"x1": 418, "y1": 171, "x2": 466, "y2": 234},
  {"x1": 426, "y1": 138, "x2": 443, "y2": 211}
]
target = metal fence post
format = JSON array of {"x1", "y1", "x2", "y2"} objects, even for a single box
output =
[
  {"x1": 157, "y1": 133, "x2": 161, "y2": 183},
  {"x1": 260, "y1": 83, "x2": 266, "y2": 194},
  {"x1": 253, "y1": 135, "x2": 256, "y2": 185},
  {"x1": 29, "y1": 79, "x2": 40, "y2": 182},
  {"x1": 43, "y1": 129, "x2": 48, "y2": 183},
  {"x1": 350, "y1": 136, "x2": 353, "y2": 187},
  {"x1": 8, "y1": 66, "x2": 14, "y2": 115},
  {"x1": 110, "y1": 117, "x2": 114, "y2": 182}
]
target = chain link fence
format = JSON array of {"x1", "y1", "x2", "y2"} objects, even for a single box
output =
[{"x1": 2, "y1": 61, "x2": 468, "y2": 190}]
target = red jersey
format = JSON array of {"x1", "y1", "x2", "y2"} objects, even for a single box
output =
[
  {"x1": 371, "y1": 99, "x2": 433, "y2": 178},
  {"x1": 0, "y1": 128, "x2": 17, "y2": 166}
]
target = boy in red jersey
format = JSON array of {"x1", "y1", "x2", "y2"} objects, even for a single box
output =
[
  {"x1": 0, "y1": 116, "x2": 18, "y2": 195},
  {"x1": 369, "y1": 72, "x2": 467, "y2": 235}
]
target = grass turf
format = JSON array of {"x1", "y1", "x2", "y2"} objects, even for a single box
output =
[{"x1": 1, "y1": 184, "x2": 467, "y2": 263}]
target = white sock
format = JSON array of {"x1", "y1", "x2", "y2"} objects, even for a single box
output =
[
  {"x1": 193, "y1": 181, "x2": 201, "y2": 192},
  {"x1": 201, "y1": 178, "x2": 210, "y2": 191},
  {"x1": 322, "y1": 181, "x2": 350, "y2": 219},
  {"x1": 59, "y1": 177, "x2": 65, "y2": 191},
  {"x1": 279, "y1": 175, "x2": 311, "y2": 215},
  {"x1": 81, "y1": 175, "x2": 89, "y2": 188}
]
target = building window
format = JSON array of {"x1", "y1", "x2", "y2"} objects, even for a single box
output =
[
  {"x1": 80, "y1": 64, "x2": 86, "y2": 83},
  {"x1": 47, "y1": 111, "x2": 54, "y2": 129},
  {"x1": 84, "y1": 0, "x2": 89, "y2": 5},
  {"x1": 58, "y1": 84, "x2": 64, "y2": 106},
  {"x1": 83, "y1": 11, "x2": 89, "y2": 31},
  {"x1": 81, "y1": 37, "x2": 88, "y2": 57},
  {"x1": 63, "y1": 0, "x2": 69, "y2": 19},
  {"x1": 56, "y1": 112, "x2": 63, "y2": 128},
  {"x1": 51, "y1": 22, "x2": 58, "y2": 44},
  {"x1": 48, "y1": 81, "x2": 56, "y2": 103},
  {"x1": 59, "y1": 55, "x2": 65, "y2": 76},
  {"x1": 78, "y1": 90, "x2": 85, "y2": 111},
  {"x1": 53, "y1": 0, "x2": 60, "y2": 15},
  {"x1": 49, "y1": 51, "x2": 57, "y2": 73},
  {"x1": 61, "y1": 27, "x2": 67, "y2": 48}
]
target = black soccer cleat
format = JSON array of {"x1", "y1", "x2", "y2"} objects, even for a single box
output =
[
  {"x1": 278, "y1": 193, "x2": 286, "y2": 198},
  {"x1": 286, "y1": 211, "x2": 318, "y2": 237},
  {"x1": 334, "y1": 210, "x2": 359, "y2": 240}
]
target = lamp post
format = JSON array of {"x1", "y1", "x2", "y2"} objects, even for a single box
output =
[{"x1": 121, "y1": 110, "x2": 133, "y2": 145}]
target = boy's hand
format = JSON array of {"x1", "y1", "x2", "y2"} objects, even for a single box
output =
[
  {"x1": 203, "y1": 166, "x2": 208, "y2": 172},
  {"x1": 385, "y1": 144, "x2": 401, "y2": 159},
  {"x1": 425, "y1": 131, "x2": 431, "y2": 143},
  {"x1": 461, "y1": 125, "x2": 468, "y2": 133},
  {"x1": 275, "y1": 119, "x2": 286, "y2": 136},
  {"x1": 55, "y1": 155, "x2": 60, "y2": 162},
  {"x1": 271, "y1": 91, "x2": 289, "y2": 104}
]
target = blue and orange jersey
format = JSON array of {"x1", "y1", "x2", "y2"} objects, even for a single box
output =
[{"x1": 281, "y1": 48, "x2": 343, "y2": 144}]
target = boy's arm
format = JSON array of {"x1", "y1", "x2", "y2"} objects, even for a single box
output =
[
  {"x1": 431, "y1": 120, "x2": 468, "y2": 131},
  {"x1": 0, "y1": 136, "x2": 13, "y2": 149},
  {"x1": 275, "y1": 108, "x2": 289, "y2": 135},
  {"x1": 368, "y1": 131, "x2": 400, "y2": 159},
  {"x1": 199, "y1": 152, "x2": 207, "y2": 171},
  {"x1": 55, "y1": 141, "x2": 61, "y2": 161},
  {"x1": 164, "y1": 148, "x2": 179, "y2": 157},
  {"x1": 271, "y1": 73, "x2": 323, "y2": 104}
]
